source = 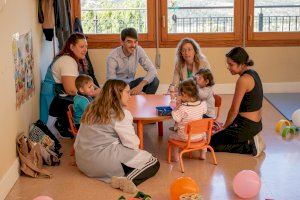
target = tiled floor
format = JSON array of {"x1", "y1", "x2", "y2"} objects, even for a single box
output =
[{"x1": 5, "y1": 95, "x2": 300, "y2": 200}]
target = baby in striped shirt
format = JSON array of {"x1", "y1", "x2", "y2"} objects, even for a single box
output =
[{"x1": 169, "y1": 79, "x2": 208, "y2": 161}]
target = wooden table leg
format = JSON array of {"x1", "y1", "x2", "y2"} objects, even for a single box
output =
[
  {"x1": 137, "y1": 120, "x2": 144, "y2": 149},
  {"x1": 158, "y1": 121, "x2": 163, "y2": 136}
]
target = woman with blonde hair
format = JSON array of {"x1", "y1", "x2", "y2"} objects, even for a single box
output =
[
  {"x1": 74, "y1": 79, "x2": 160, "y2": 193},
  {"x1": 171, "y1": 38, "x2": 211, "y2": 87}
]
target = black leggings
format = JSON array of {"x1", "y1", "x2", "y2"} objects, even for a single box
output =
[
  {"x1": 210, "y1": 114, "x2": 262, "y2": 154},
  {"x1": 121, "y1": 157, "x2": 160, "y2": 186}
]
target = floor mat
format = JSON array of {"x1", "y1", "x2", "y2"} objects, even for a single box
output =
[{"x1": 264, "y1": 93, "x2": 300, "y2": 121}]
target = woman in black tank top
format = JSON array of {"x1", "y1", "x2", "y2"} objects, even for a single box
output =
[{"x1": 210, "y1": 47, "x2": 265, "y2": 156}]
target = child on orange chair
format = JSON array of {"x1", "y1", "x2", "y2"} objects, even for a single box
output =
[
  {"x1": 73, "y1": 74, "x2": 95, "y2": 128},
  {"x1": 194, "y1": 68, "x2": 215, "y2": 119},
  {"x1": 169, "y1": 79, "x2": 208, "y2": 161}
]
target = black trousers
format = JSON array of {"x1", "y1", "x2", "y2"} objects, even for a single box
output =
[
  {"x1": 210, "y1": 114, "x2": 262, "y2": 154},
  {"x1": 49, "y1": 95, "x2": 74, "y2": 137},
  {"x1": 129, "y1": 77, "x2": 160, "y2": 94},
  {"x1": 121, "y1": 157, "x2": 160, "y2": 186}
]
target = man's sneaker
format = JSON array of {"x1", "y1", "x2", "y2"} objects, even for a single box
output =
[
  {"x1": 252, "y1": 133, "x2": 266, "y2": 157},
  {"x1": 55, "y1": 120, "x2": 73, "y2": 139}
]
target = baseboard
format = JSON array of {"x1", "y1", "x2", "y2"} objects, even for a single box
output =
[
  {"x1": 0, "y1": 159, "x2": 20, "y2": 200},
  {"x1": 263, "y1": 82, "x2": 300, "y2": 93},
  {"x1": 157, "y1": 82, "x2": 300, "y2": 95}
]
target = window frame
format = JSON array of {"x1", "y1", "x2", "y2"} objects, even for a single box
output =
[
  {"x1": 159, "y1": 0, "x2": 244, "y2": 47},
  {"x1": 72, "y1": 0, "x2": 156, "y2": 48},
  {"x1": 246, "y1": 0, "x2": 300, "y2": 46},
  {"x1": 72, "y1": 0, "x2": 300, "y2": 48}
]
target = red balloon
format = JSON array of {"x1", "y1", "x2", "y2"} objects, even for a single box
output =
[
  {"x1": 233, "y1": 170, "x2": 261, "y2": 199},
  {"x1": 170, "y1": 177, "x2": 200, "y2": 200}
]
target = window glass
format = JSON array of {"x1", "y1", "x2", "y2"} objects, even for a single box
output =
[
  {"x1": 81, "y1": 0, "x2": 147, "y2": 34},
  {"x1": 254, "y1": 0, "x2": 300, "y2": 32},
  {"x1": 167, "y1": 0, "x2": 234, "y2": 33}
]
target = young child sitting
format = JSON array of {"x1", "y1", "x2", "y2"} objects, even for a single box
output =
[
  {"x1": 194, "y1": 68, "x2": 215, "y2": 119},
  {"x1": 73, "y1": 74, "x2": 95, "y2": 128},
  {"x1": 169, "y1": 79, "x2": 207, "y2": 161}
]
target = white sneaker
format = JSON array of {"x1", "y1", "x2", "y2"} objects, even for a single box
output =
[
  {"x1": 46, "y1": 116, "x2": 61, "y2": 140},
  {"x1": 110, "y1": 176, "x2": 138, "y2": 194},
  {"x1": 252, "y1": 133, "x2": 266, "y2": 157}
]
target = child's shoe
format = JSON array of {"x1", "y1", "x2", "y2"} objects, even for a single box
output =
[
  {"x1": 171, "y1": 147, "x2": 179, "y2": 162},
  {"x1": 199, "y1": 149, "x2": 207, "y2": 160},
  {"x1": 171, "y1": 155, "x2": 179, "y2": 162}
]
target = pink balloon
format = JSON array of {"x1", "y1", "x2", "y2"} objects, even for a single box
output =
[
  {"x1": 33, "y1": 196, "x2": 53, "y2": 200},
  {"x1": 233, "y1": 170, "x2": 261, "y2": 199}
]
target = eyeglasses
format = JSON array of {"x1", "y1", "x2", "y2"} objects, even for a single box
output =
[
  {"x1": 181, "y1": 48, "x2": 194, "y2": 53},
  {"x1": 124, "y1": 39, "x2": 138, "y2": 45}
]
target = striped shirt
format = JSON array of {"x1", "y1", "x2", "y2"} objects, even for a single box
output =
[{"x1": 171, "y1": 100, "x2": 207, "y2": 140}]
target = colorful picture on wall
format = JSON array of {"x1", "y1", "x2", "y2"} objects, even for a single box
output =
[{"x1": 12, "y1": 31, "x2": 35, "y2": 109}]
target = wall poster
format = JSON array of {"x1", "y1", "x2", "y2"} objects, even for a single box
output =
[{"x1": 12, "y1": 31, "x2": 35, "y2": 109}]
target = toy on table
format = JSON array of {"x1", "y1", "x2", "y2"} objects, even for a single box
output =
[{"x1": 156, "y1": 106, "x2": 172, "y2": 116}]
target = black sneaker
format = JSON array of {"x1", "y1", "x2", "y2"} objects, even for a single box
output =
[{"x1": 55, "y1": 120, "x2": 74, "y2": 139}]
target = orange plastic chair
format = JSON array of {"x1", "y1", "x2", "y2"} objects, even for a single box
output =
[
  {"x1": 167, "y1": 118, "x2": 217, "y2": 173},
  {"x1": 213, "y1": 94, "x2": 222, "y2": 121},
  {"x1": 67, "y1": 104, "x2": 78, "y2": 155}
]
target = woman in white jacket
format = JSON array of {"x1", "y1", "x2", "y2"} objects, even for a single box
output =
[
  {"x1": 170, "y1": 38, "x2": 210, "y2": 88},
  {"x1": 74, "y1": 79, "x2": 160, "y2": 193}
]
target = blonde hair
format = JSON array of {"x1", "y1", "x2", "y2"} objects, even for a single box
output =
[
  {"x1": 81, "y1": 79, "x2": 128, "y2": 125},
  {"x1": 175, "y1": 38, "x2": 207, "y2": 70}
]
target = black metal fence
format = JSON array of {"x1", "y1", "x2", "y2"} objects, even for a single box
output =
[
  {"x1": 169, "y1": 5, "x2": 300, "y2": 33},
  {"x1": 81, "y1": 5, "x2": 300, "y2": 34}
]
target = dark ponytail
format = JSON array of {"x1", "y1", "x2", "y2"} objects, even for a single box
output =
[
  {"x1": 247, "y1": 60, "x2": 254, "y2": 66},
  {"x1": 226, "y1": 47, "x2": 254, "y2": 66}
]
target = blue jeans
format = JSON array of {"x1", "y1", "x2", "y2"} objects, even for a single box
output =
[{"x1": 129, "y1": 77, "x2": 159, "y2": 94}]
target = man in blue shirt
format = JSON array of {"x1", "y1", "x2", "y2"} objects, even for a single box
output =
[{"x1": 106, "y1": 28, "x2": 159, "y2": 94}]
